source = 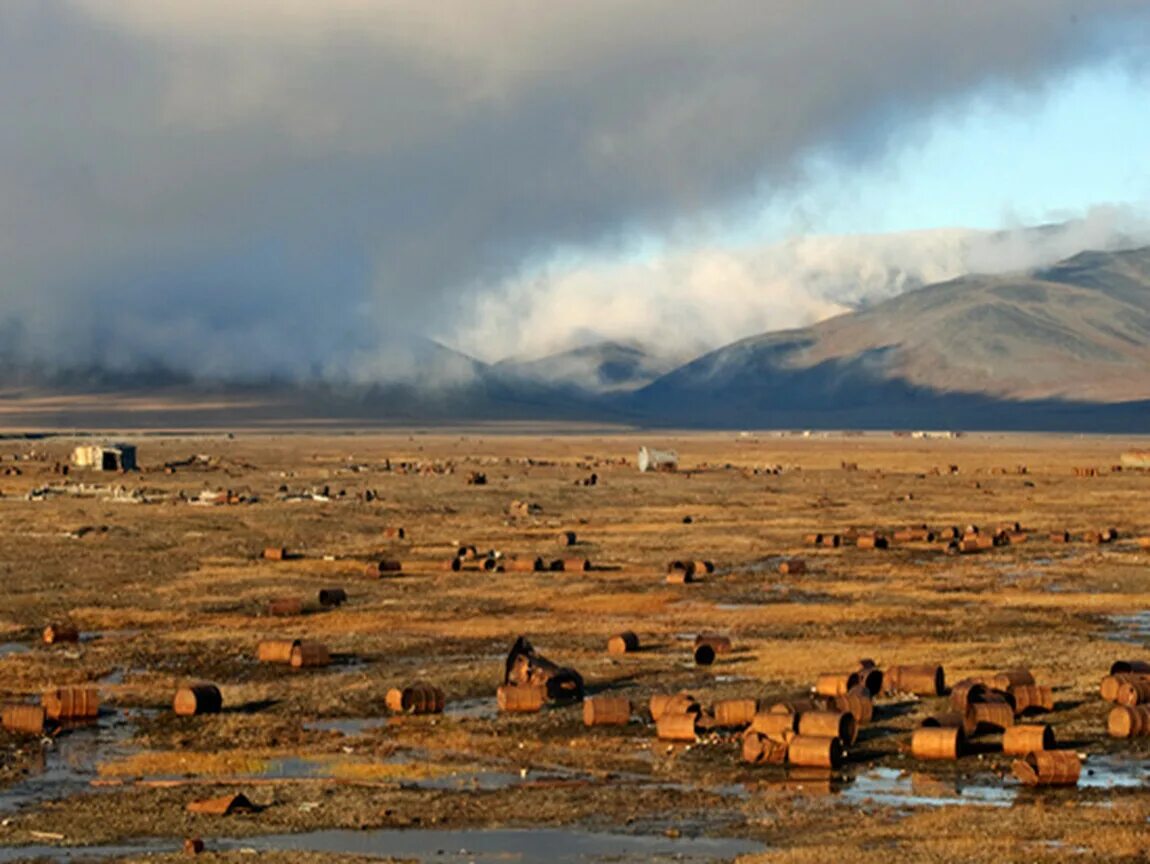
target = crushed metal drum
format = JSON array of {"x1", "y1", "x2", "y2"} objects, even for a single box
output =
[
  {"x1": 742, "y1": 730, "x2": 789, "y2": 765},
  {"x1": 503, "y1": 636, "x2": 584, "y2": 701}
]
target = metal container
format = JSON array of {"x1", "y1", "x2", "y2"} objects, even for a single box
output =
[
  {"x1": 267, "y1": 598, "x2": 302, "y2": 617},
  {"x1": 385, "y1": 683, "x2": 445, "y2": 715},
  {"x1": 1009, "y1": 684, "x2": 1053, "y2": 715},
  {"x1": 797, "y1": 710, "x2": 856, "y2": 745},
  {"x1": 835, "y1": 686, "x2": 874, "y2": 725},
  {"x1": 990, "y1": 668, "x2": 1035, "y2": 690},
  {"x1": 885, "y1": 664, "x2": 945, "y2": 696},
  {"x1": 42, "y1": 687, "x2": 99, "y2": 721},
  {"x1": 583, "y1": 696, "x2": 631, "y2": 726},
  {"x1": 778, "y1": 559, "x2": 806, "y2": 575},
  {"x1": 1002, "y1": 724, "x2": 1054, "y2": 755},
  {"x1": 290, "y1": 641, "x2": 331, "y2": 668},
  {"x1": 1012, "y1": 751, "x2": 1080, "y2": 786},
  {"x1": 1, "y1": 704, "x2": 46, "y2": 735},
  {"x1": 42, "y1": 623, "x2": 80, "y2": 645},
  {"x1": 1116, "y1": 678, "x2": 1150, "y2": 706},
  {"x1": 814, "y1": 672, "x2": 860, "y2": 698},
  {"x1": 318, "y1": 588, "x2": 347, "y2": 607},
  {"x1": 750, "y1": 711, "x2": 798, "y2": 740},
  {"x1": 786, "y1": 734, "x2": 843, "y2": 769},
  {"x1": 497, "y1": 684, "x2": 545, "y2": 713},
  {"x1": 1107, "y1": 704, "x2": 1150, "y2": 738},
  {"x1": 607, "y1": 632, "x2": 640, "y2": 655},
  {"x1": 742, "y1": 730, "x2": 788, "y2": 764},
  {"x1": 504, "y1": 557, "x2": 544, "y2": 572},
  {"x1": 257, "y1": 640, "x2": 296, "y2": 664},
  {"x1": 656, "y1": 712, "x2": 699, "y2": 741},
  {"x1": 911, "y1": 726, "x2": 963, "y2": 760},
  {"x1": 263, "y1": 547, "x2": 286, "y2": 561},
  {"x1": 557, "y1": 531, "x2": 577, "y2": 546},
  {"x1": 712, "y1": 699, "x2": 758, "y2": 728},
  {"x1": 174, "y1": 684, "x2": 222, "y2": 716},
  {"x1": 965, "y1": 701, "x2": 1014, "y2": 735},
  {"x1": 949, "y1": 679, "x2": 987, "y2": 712}
]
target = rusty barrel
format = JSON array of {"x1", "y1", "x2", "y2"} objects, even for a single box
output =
[
  {"x1": 560, "y1": 557, "x2": 590, "y2": 572},
  {"x1": 911, "y1": 726, "x2": 963, "y2": 760},
  {"x1": 742, "y1": 730, "x2": 789, "y2": 764},
  {"x1": 444, "y1": 557, "x2": 464, "y2": 572},
  {"x1": 692, "y1": 560, "x2": 715, "y2": 575},
  {"x1": 557, "y1": 531, "x2": 577, "y2": 546},
  {"x1": 656, "y1": 712, "x2": 699, "y2": 742},
  {"x1": 814, "y1": 672, "x2": 860, "y2": 698},
  {"x1": 318, "y1": 588, "x2": 347, "y2": 607},
  {"x1": 183, "y1": 838, "x2": 205, "y2": 855},
  {"x1": 713, "y1": 699, "x2": 758, "y2": 728},
  {"x1": 386, "y1": 684, "x2": 445, "y2": 715},
  {"x1": 1100, "y1": 674, "x2": 1139, "y2": 702},
  {"x1": 1002, "y1": 724, "x2": 1054, "y2": 755},
  {"x1": 778, "y1": 559, "x2": 806, "y2": 575},
  {"x1": 1009, "y1": 684, "x2": 1053, "y2": 715},
  {"x1": 267, "y1": 598, "x2": 302, "y2": 617},
  {"x1": 1116, "y1": 678, "x2": 1150, "y2": 706},
  {"x1": 751, "y1": 711, "x2": 798, "y2": 740},
  {"x1": 607, "y1": 631, "x2": 640, "y2": 655},
  {"x1": 290, "y1": 641, "x2": 331, "y2": 668},
  {"x1": 886, "y1": 664, "x2": 945, "y2": 696},
  {"x1": 666, "y1": 562, "x2": 695, "y2": 584},
  {"x1": 965, "y1": 701, "x2": 1014, "y2": 735},
  {"x1": 949, "y1": 679, "x2": 987, "y2": 712},
  {"x1": 798, "y1": 710, "x2": 856, "y2": 745},
  {"x1": 497, "y1": 684, "x2": 545, "y2": 713},
  {"x1": 42, "y1": 623, "x2": 80, "y2": 645},
  {"x1": 1107, "y1": 705, "x2": 1150, "y2": 738},
  {"x1": 583, "y1": 696, "x2": 631, "y2": 727},
  {"x1": 835, "y1": 686, "x2": 874, "y2": 725},
  {"x1": 990, "y1": 668, "x2": 1035, "y2": 690},
  {"x1": 1, "y1": 704, "x2": 46, "y2": 735},
  {"x1": 481, "y1": 557, "x2": 502, "y2": 572},
  {"x1": 367, "y1": 559, "x2": 403, "y2": 577},
  {"x1": 820, "y1": 534, "x2": 842, "y2": 548},
  {"x1": 42, "y1": 686, "x2": 99, "y2": 721},
  {"x1": 803, "y1": 533, "x2": 823, "y2": 546},
  {"x1": 1012, "y1": 751, "x2": 1080, "y2": 786},
  {"x1": 257, "y1": 640, "x2": 296, "y2": 664},
  {"x1": 505, "y1": 557, "x2": 544, "y2": 573},
  {"x1": 174, "y1": 684, "x2": 222, "y2": 716},
  {"x1": 786, "y1": 734, "x2": 843, "y2": 769},
  {"x1": 383, "y1": 527, "x2": 406, "y2": 540},
  {"x1": 856, "y1": 535, "x2": 889, "y2": 550},
  {"x1": 649, "y1": 692, "x2": 700, "y2": 721},
  {"x1": 263, "y1": 547, "x2": 286, "y2": 561}
]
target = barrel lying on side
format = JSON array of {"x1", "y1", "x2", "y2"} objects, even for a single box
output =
[
  {"x1": 42, "y1": 686, "x2": 100, "y2": 721},
  {"x1": 583, "y1": 696, "x2": 631, "y2": 727},
  {"x1": 607, "y1": 631, "x2": 640, "y2": 655},
  {"x1": 1, "y1": 704, "x2": 46, "y2": 735},
  {"x1": 1011, "y1": 751, "x2": 1080, "y2": 786},
  {"x1": 386, "y1": 683, "x2": 445, "y2": 715},
  {"x1": 174, "y1": 684, "x2": 222, "y2": 717}
]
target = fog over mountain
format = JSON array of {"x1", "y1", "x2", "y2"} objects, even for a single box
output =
[{"x1": 2, "y1": 2, "x2": 1149, "y2": 386}]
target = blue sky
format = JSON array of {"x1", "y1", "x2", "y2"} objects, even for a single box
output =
[{"x1": 749, "y1": 60, "x2": 1150, "y2": 240}]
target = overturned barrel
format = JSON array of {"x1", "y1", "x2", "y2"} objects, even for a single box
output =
[
  {"x1": 42, "y1": 623, "x2": 80, "y2": 645},
  {"x1": 1, "y1": 704, "x2": 46, "y2": 735},
  {"x1": 1002, "y1": 724, "x2": 1054, "y2": 756},
  {"x1": 1117, "y1": 678, "x2": 1150, "y2": 706},
  {"x1": 649, "y1": 692, "x2": 700, "y2": 722},
  {"x1": 911, "y1": 726, "x2": 963, "y2": 760},
  {"x1": 885, "y1": 664, "x2": 945, "y2": 696},
  {"x1": 557, "y1": 531, "x2": 577, "y2": 546},
  {"x1": 607, "y1": 631, "x2": 640, "y2": 655},
  {"x1": 385, "y1": 683, "x2": 445, "y2": 715},
  {"x1": 1009, "y1": 684, "x2": 1053, "y2": 715},
  {"x1": 949, "y1": 679, "x2": 987, "y2": 712},
  {"x1": 797, "y1": 710, "x2": 856, "y2": 745},
  {"x1": 42, "y1": 686, "x2": 99, "y2": 721},
  {"x1": 990, "y1": 668, "x2": 1035, "y2": 690},
  {"x1": 504, "y1": 557, "x2": 544, "y2": 573},
  {"x1": 290, "y1": 641, "x2": 331, "y2": 668},
  {"x1": 656, "y1": 712, "x2": 699, "y2": 742},
  {"x1": 366, "y1": 559, "x2": 403, "y2": 577},
  {"x1": 583, "y1": 696, "x2": 631, "y2": 727},
  {"x1": 786, "y1": 734, "x2": 843, "y2": 769},
  {"x1": 1012, "y1": 751, "x2": 1080, "y2": 786},
  {"x1": 497, "y1": 683, "x2": 545, "y2": 713},
  {"x1": 814, "y1": 672, "x2": 860, "y2": 698},
  {"x1": 751, "y1": 711, "x2": 798, "y2": 740},
  {"x1": 835, "y1": 686, "x2": 874, "y2": 725},
  {"x1": 742, "y1": 730, "x2": 789, "y2": 765},
  {"x1": 174, "y1": 684, "x2": 222, "y2": 717},
  {"x1": 267, "y1": 598, "x2": 303, "y2": 617},
  {"x1": 318, "y1": 588, "x2": 347, "y2": 607},
  {"x1": 965, "y1": 701, "x2": 1014, "y2": 735},
  {"x1": 713, "y1": 699, "x2": 758, "y2": 728},
  {"x1": 257, "y1": 640, "x2": 296, "y2": 664},
  {"x1": 1107, "y1": 704, "x2": 1150, "y2": 738},
  {"x1": 666, "y1": 561, "x2": 695, "y2": 584}
]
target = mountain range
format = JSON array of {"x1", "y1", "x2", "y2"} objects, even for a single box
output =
[{"x1": 3, "y1": 245, "x2": 1150, "y2": 431}]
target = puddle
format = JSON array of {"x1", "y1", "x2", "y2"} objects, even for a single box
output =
[
  {"x1": 1080, "y1": 754, "x2": 1150, "y2": 789},
  {"x1": 443, "y1": 698, "x2": 498, "y2": 720},
  {"x1": 0, "y1": 642, "x2": 29, "y2": 658},
  {"x1": 303, "y1": 718, "x2": 387, "y2": 737},
  {"x1": 1105, "y1": 612, "x2": 1150, "y2": 645},
  {"x1": 840, "y1": 767, "x2": 1014, "y2": 808},
  {"x1": 0, "y1": 829, "x2": 766, "y2": 863},
  {"x1": 0, "y1": 709, "x2": 148, "y2": 813}
]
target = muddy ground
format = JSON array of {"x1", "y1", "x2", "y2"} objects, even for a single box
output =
[{"x1": 0, "y1": 430, "x2": 1148, "y2": 862}]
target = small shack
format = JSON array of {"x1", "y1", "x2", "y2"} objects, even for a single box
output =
[
  {"x1": 72, "y1": 443, "x2": 137, "y2": 472},
  {"x1": 638, "y1": 446, "x2": 678, "y2": 473}
]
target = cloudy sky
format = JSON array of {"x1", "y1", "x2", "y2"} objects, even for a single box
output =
[{"x1": 1, "y1": 1, "x2": 1149, "y2": 383}]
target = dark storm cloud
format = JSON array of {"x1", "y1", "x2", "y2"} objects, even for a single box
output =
[{"x1": 0, "y1": 1, "x2": 1147, "y2": 381}]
